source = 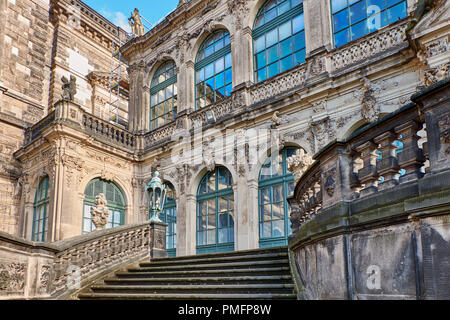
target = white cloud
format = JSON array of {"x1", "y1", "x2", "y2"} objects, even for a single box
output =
[{"x1": 99, "y1": 8, "x2": 132, "y2": 33}]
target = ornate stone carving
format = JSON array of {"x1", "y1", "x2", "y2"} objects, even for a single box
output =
[
  {"x1": 90, "y1": 193, "x2": 110, "y2": 230},
  {"x1": 311, "y1": 117, "x2": 335, "y2": 152},
  {"x1": 323, "y1": 168, "x2": 337, "y2": 197},
  {"x1": 0, "y1": 262, "x2": 26, "y2": 294},
  {"x1": 438, "y1": 114, "x2": 450, "y2": 154},
  {"x1": 38, "y1": 265, "x2": 51, "y2": 294},
  {"x1": 287, "y1": 149, "x2": 314, "y2": 183},
  {"x1": 330, "y1": 22, "x2": 407, "y2": 71},
  {"x1": 227, "y1": 0, "x2": 249, "y2": 30},
  {"x1": 424, "y1": 63, "x2": 449, "y2": 86},
  {"x1": 361, "y1": 78, "x2": 379, "y2": 123},
  {"x1": 251, "y1": 65, "x2": 306, "y2": 104},
  {"x1": 100, "y1": 169, "x2": 115, "y2": 182}
]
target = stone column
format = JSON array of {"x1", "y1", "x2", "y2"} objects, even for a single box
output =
[
  {"x1": 128, "y1": 61, "x2": 146, "y2": 133},
  {"x1": 246, "y1": 179, "x2": 260, "y2": 250},
  {"x1": 185, "y1": 60, "x2": 195, "y2": 112},
  {"x1": 303, "y1": 0, "x2": 333, "y2": 57},
  {"x1": 231, "y1": 27, "x2": 254, "y2": 88}
]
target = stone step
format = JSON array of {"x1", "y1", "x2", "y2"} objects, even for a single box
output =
[
  {"x1": 131, "y1": 259, "x2": 290, "y2": 272},
  {"x1": 89, "y1": 283, "x2": 295, "y2": 295},
  {"x1": 114, "y1": 266, "x2": 292, "y2": 279},
  {"x1": 78, "y1": 246, "x2": 296, "y2": 300},
  {"x1": 103, "y1": 275, "x2": 293, "y2": 286},
  {"x1": 140, "y1": 252, "x2": 288, "y2": 267},
  {"x1": 78, "y1": 292, "x2": 297, "y2": 300},
  {"x1": 149, "y1": 246, "x2": 289, "y2": 264}
]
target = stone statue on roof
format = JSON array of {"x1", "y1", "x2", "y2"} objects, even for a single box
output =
[
  {"x1": 61, "y1": 75, "x2": 77, "y2": 101},
  {"x1": 129, "y1": 8, "x2": 145, "y2": 37}
]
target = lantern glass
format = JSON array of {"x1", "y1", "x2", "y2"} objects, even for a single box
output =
[{"x1": 146, "y1": 171, "x2": 167, "y2": 223}]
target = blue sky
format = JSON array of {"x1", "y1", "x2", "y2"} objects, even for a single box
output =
[{"x1": 83, "y1": 0, "x2": 180, "y2": 33}]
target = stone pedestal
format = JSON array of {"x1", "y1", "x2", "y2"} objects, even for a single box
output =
[{"x1": 149, "y1": 221, "x2": 168, "y2": 259}]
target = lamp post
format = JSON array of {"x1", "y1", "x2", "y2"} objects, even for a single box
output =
[{"x1": 145, "y1": 171, "x2": 167, "y2": 223}]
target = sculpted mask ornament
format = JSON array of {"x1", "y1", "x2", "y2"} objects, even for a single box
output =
[{"x1": 90, "y1": 193, "x2": 110, "y2": 230}]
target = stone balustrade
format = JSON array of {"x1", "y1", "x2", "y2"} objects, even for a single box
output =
[
  {"x1": 0, "y1": 222, "x2": 152, "y2": 299},
  {"x1": 289, "y1": 77, "x2": 449, "y2": 236},
  {"x1": 287, "y1": 78, "x2": 449, "y2": 300},
  {"x1": 82, "y1": 113, "x2": 135, "y2": 150}
]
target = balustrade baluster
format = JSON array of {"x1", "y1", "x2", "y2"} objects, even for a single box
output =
[
  {"x1": 395, "y1": 120, "x2": 425, "y2": 183},
  {"x1": 374, "y1": 131, "x2": 400, "y2": 190},
  {"x1": 355, "y1": 141, "x2": 379, "y2": 196}
]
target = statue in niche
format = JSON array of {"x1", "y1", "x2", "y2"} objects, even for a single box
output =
[
  {"x1": 90, "y1": 193, "x2": 110, "y2": 230},
  {"x1": 61, "y1": 75, "x2": 77, "y2": 101},
  {"x1": 129, "y1": 8, "x2": 145, "y2": 37}
]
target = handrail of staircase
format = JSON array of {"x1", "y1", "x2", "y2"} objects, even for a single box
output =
[{"x1": 0, "y1": 222, "x2": 151, "y2": 300}]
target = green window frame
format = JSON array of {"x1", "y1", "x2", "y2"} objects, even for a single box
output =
[
  {"x1": 331, "y1": 0, "x2": 408, "y2": 48},
  {"x1": 258, "y1": 147, "x2": 298, "y2": 248},
  {"x1": 150, "y1": 60, "x2": 178, "y2": 131},
  {"x1": 253, "y1": 0, "x2": 306, "y2": 83},
  {"x1": 196, "y1": 167, "x2": 235, "y2": 254},
  {"x1": 32, "y1": 176, "x2": 50, "y2": 242},
  {"x1": 160, "y1": 183, "x2": 177, "y2": 257},
  {"x1": 82, "y1": 178, "x2": 126, "y2": 234},
  {"x1": 195, "y1": 30, "x2": 232, "y2": 110}
]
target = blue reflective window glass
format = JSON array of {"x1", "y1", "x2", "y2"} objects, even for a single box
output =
[
  {"x1": 280, "y1": 55, "x2": 293, "y2": 72},
  {"x1": 350, "y1": 1, "x2": 367, "y2": 24},
  {"x1": 215, "y1": 72, "x2": 225, "y2": 88},
  {"x1": 334, "y1": 8, "x2": 349, "y2": 32},
  {"x1": 268, "y1": 62, "x2": 279, "y2": 78},
  {"x1": 332, "y1": 0, "x2": 348, "y2": 13},
  {"x1": 386, "y1": 1, "x2": 407, "y2": 24},
  {"x1": 351, "y1": 19, "x2": 368, "y2": 39},
  {"x1": 195, "y1": 30, "x2": 232, "y2": 109},
  {"x1": 294, "y1": 49, "x2": 306, "y2": 65},
  {"x1": 256, "y1": 51, "x2": 267, "y2": 69},
  {"x1": 293, "y1": 32, "x2": 305, "y2": 51},
  {"x1": 150, "y1": 60, "x2": 177, "y2": 130},
  {"x1": 257, "y1": 68, "x2": 267, "y2": 82},
  {"x1": 253, "y1": 0, "x2": 304, "y2": 83},
  {"x1": 292, "y1": 14, "x2": 304, "y2": 33},
  {"x1": 332, "y1": 0, "x2": 407, "y2": 48},
  {"x1": 335, "y1": 28, "x2": 350, "y2": 47},
  {"x1": 267, "y1": 45, "x2": 278, "y2": 64},
  {"x1": 280, "y1": 38, "x2": 292, "y2": 58}
]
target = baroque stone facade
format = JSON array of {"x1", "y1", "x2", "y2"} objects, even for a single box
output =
[{"x1": 0, "y1": 0, "x2": 449, "y2": 263}]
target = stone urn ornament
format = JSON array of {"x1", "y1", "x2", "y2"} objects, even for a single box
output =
[{"x1": 90, "y1": 193, "x2": 110, "y2": 230}]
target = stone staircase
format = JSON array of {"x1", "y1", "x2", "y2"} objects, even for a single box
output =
[{"x1": 77, "y1": 246, "x2": 297, "y2": 300}]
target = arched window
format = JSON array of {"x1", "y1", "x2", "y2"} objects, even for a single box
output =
[
  {"x1": 195, "y1": 30, "x2": 232, "y2": 110},
  {"x1": 258, "y1": 147, "x2": 298, "y2": 247},
  {"x1": 331, "y1": 0, "x2": 408, "y2": 47},
  {"x1": 82, "y1": 178, "x2": 126, "y2": 234},
  {"x1": 253, "y1": 0, "x2": 305, "y2": 83},
  {"x1": 32, "y1": 176, "x2": 50, "y2": 242},
  {"x1": 160, "y1": 182, "x2": 177, "y2": 257},
  {"x1": 196, "y1": 167, "x2": 234, "y2": 254},
  {"x1": 150, "y1": 60, "x2": 178, "y2": 130}
]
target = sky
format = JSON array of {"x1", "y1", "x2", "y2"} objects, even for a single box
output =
[{"x1": 83, "y1": 0, "x2": 181, "y2": 33}]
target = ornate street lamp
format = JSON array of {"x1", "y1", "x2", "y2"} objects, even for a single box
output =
[{"x1": 145, "y1": 171, "x2": 167, "y2": 223}]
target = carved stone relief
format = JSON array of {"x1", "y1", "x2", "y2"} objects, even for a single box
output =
[{"x1": 0, "y1": 261, "x2": 27, "y2": 294}]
